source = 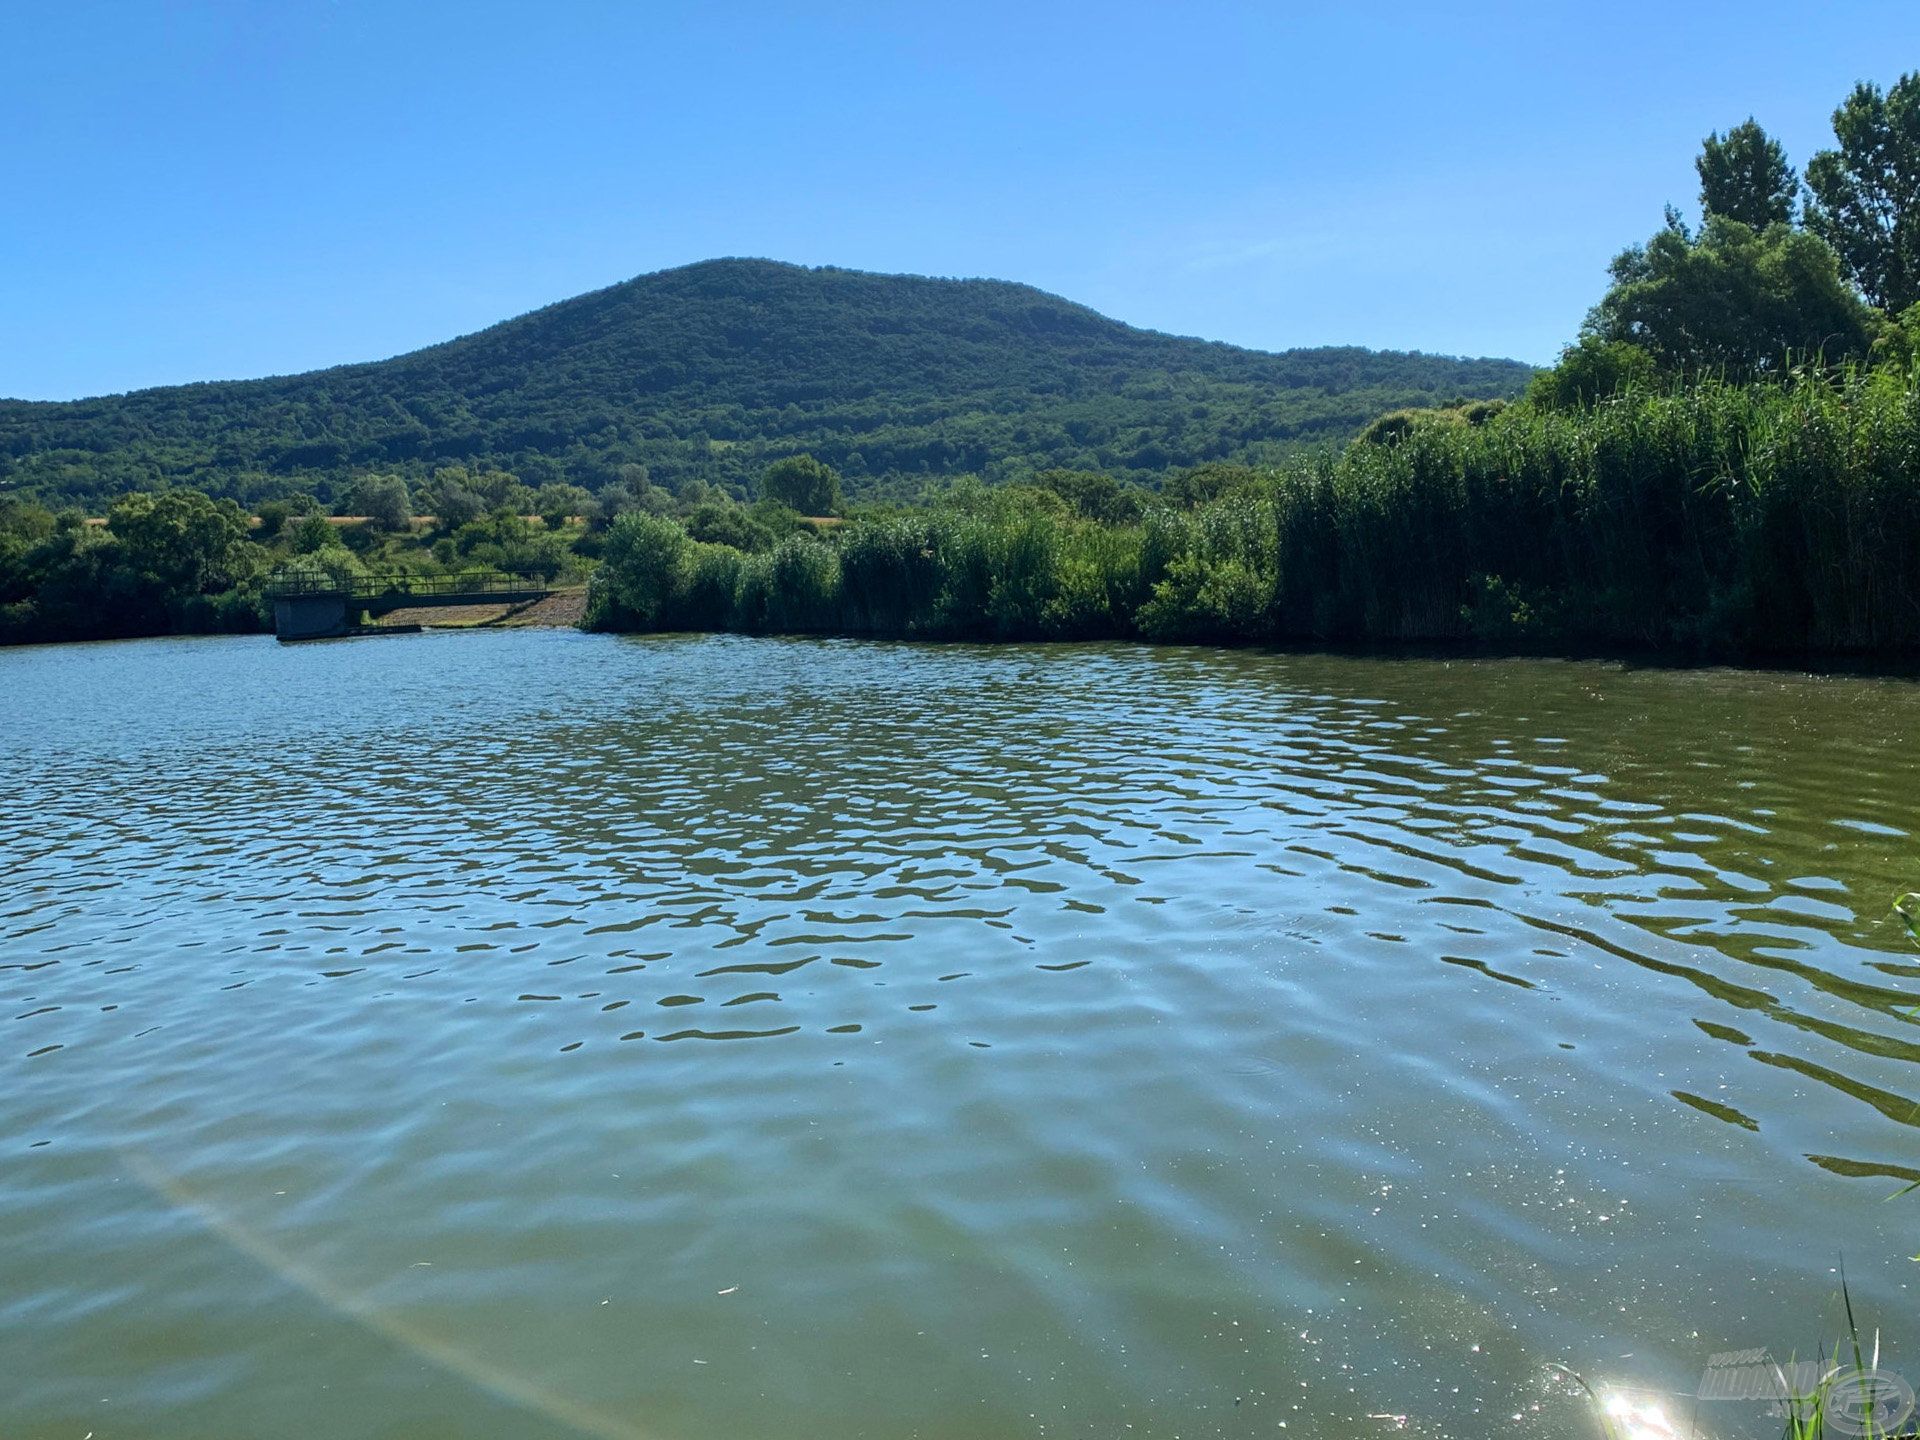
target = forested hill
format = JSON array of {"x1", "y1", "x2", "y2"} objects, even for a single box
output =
[{"x1": 0, "y1": 259, "x2": 1530, "y2": 506}]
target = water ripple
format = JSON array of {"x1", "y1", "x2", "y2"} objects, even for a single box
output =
[{"x1": 2, "y1": 631, "x2": 1918, "y2": 1438}]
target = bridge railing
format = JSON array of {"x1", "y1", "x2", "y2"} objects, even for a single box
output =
[{"x1": 263, "y1": 570, "x2": 549, "y2": 601}]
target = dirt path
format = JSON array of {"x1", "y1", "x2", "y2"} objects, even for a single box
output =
[
  {"x1": 498, "y1": 588, "x2": 588, "y2": 627},
  {"x1": 373, "y1": 602, "x2": 512, "y2": 628},
  {"x1": 369, "y1": 586, "x2": 588, "y2": 631}
]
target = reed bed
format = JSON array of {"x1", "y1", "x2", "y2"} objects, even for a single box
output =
[{"x1": 587, "y1": 366, "x2": 1920, "y2": 656}]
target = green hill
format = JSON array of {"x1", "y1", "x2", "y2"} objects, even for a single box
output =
[{"x1": 0, "y1": 258, "x2": 1530, "y2": 507}]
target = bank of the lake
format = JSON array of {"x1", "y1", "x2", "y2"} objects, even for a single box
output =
[
  {"x1": 3, "y1": 627, "x2": 1916, "y2": 1439},
  {"x1": 587, "y1": 369, "x2": 1920, "y2": 661}
]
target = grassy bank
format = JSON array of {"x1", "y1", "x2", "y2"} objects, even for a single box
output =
[{"x1": 585, "y1": 365, "x2": 1920, "y2": 657}]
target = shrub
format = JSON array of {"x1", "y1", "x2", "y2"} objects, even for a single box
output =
[{"x1": 586, "y1": 513, "x2": 690, "y2": 629}]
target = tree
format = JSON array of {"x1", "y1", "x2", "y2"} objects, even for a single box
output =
[
  {"x1": 342, "y1": 474, "x2": 413, "y2": 532},
  {"x1": 468, "y1": 469, "x2": 532, "y2": 513},
  {"x1": 589, "y1": 477, "x2": 677, "y2": 529},
  {"x1": 267, "y1": 547, "x2": 365, "y2": 592},
  {"x1": 534, "y1": 482, "x2": 593, "y2": 531},
  {"x1": 684, "y1": 501, "x2": 777, "y2": 552},
  {"x1": 291, "y1": 514, "x2": 343, "y2": 553},
  {"x1": 1035, "y1": 469, "x2": 1144, "y2": 523},
  {"x1": 105, "y1": 490, "x2": 254, "y2": 596},
  {"x1": 427, "y1": 477, "x2": 485, "y2": 532},
  {"x1": 1697, "y1": 119, "x2": 1797, "y2": 229},
  {"x1": 255, "y1": 500, "x2": 293, "y2": 539},
  {"x1": 1162, "y1": 463, "x2": 1260, "y2": 508},
  {"x1": 1525, "y1": 336, "x2": 1658, "y2": 409},
  {"x1": 1586, "y1": 215, "x2": 1876, "y2": 375},
  {"x1": 1873, "y1": 301, "x2": 1920, "y2": 368},
  {"x1": 1804, "y1": 73, "x2": 1920, "y2": 312},
  {"x1": 758, "y1": 454, "x2": 842, "y2": 516}
]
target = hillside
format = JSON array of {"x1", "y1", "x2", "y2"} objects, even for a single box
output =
[{"x1": 0, "y1": 259, "x2": 1531, "y2": 506}]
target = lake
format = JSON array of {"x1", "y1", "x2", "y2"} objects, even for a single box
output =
[{"x1": 3, "y1": 630, "x2": 1916, "y2": 1439}]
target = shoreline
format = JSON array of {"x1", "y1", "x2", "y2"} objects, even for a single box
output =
[{"x1": 15, "y1": 618, "x2": 1920, "y2": 683}]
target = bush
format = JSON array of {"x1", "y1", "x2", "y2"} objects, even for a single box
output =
[
  {"x1": 1526, "y1": 337, "x2": 1659, "y2": 410},
  {"x1": 586, "y1": 513, "x2": 690, "y2": 629},
  {"x1": 684, "y1": 501, "x2": 777, "y2": 552}
]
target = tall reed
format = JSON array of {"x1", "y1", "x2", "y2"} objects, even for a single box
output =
[{"x1": 587, "y1": 366, "x2": 1920, "y2": 656}]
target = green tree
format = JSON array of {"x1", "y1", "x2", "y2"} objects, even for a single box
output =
[
  {"x1": 1696, "y1": 119, "x2": 1797, "y2": 228},
  {"x1": 758, "y1": 454, "x2": 842, "y2": 515},
  {"x1": 1587, "y1": 215, "x2": 1875, "y2": 374},
  {"x1": 290, "y1": 514, "x2": 342, "y2": 553},
  {"x1": 684, "y1": 501, "x2": 777, "y2": 552},
  {"x1": 535, "y1": 482, "x2": 593, "y2": 531},
  {"x1": 1034, "y1": 469, "x2": 1145, "y2": 523},
  {"x1": 106, "y1": 490, "x2": 255, "y2": 596},
  {"x1": 426, "y1": 474, "x2": 485, "y2": 532},
  {"x1": 1162, "y1": 463, "x2": 1260, "y2": 508},
  {"x1": 1525, "y1": 336, "x2": 1658, "y2": 409},
  {"x1": 468, "y1": 469, "x2": 532, "y2": 513},
  {"x1": 1873, "y1": 301, "x2": 1920, "y2": 367},
  {"x1": 342, "y1": 474, "x2": 413, "y2": 532},
  {"x1": 587, "y1": 483, "x2": 644, "y2": 531},
  {"x1": 1805, "y1": 73, "x2": 1920, "y2": 312},
  {"x1": 266, "y1": 547, "x2": 365, "y2": 592},
  {"x1": 255, "y1": 500, "x2": 293, "y2": 539}
]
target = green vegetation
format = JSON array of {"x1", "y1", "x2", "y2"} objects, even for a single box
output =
[
  {"x1": 0, "y1": 260, "x2": 1528, "y2": 512},
  {"x1": 583, "y1": 371, "x2": 1920, "y2": 655},
  {"x1": 1585, "y1": 214, "x2": 1877, "y2": 375},
  {"x1": 1804, "y1": 77, "x2": 1920, "y2": 313},
  {"x1": 1696, "y1": 118, "x2": 1799, "y2": 230},
  {"x1": 757, "y1": 454, "x2": 843, "y2": 516},
  {"x1": 0, "y1": 482, "x2": 596, "y2": 644},
  {"x1": 583, "y1": 71, "x2": 1920, "y2": 660}
]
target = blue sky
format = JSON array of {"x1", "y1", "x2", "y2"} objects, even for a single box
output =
[{"x1": 5, "y1": 1, "x2": 1917, "y2": 400}]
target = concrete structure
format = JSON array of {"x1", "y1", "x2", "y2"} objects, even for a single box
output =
[
  {"x1": 265, "y1": 573, "x2": 551, "y2": 641},
  {"x1": 272, "y1": 593, "x2": 355, "y2": 640}
]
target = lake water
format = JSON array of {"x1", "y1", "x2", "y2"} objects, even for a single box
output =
[{"x1": 3, "y1": 630, "x2": 1917, "y2": 1440}]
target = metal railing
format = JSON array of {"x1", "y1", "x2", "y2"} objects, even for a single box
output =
[{"x1": 263, "y1": 570, "x2": 549, "y2": 601}]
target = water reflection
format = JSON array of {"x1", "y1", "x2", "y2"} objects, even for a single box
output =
[{"x1": 1, "y1": 632, "x2": 1916, "y2": 1439}]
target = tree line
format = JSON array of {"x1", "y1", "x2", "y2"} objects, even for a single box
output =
[
  {"x1": 0, "y1": 260, "x2": 1527, "y2": 511},
  {"x1": 0, "y1": 448, "x2": 854, "y2": 643}
]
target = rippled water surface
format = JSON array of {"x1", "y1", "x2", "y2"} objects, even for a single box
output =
[{"x1": 5, "y1": 631, "x2": 1918, "y2": 1439}]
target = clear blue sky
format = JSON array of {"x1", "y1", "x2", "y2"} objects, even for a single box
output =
[{"x1": 5, "y1": 1, "x2": 1917, "y2": 400}]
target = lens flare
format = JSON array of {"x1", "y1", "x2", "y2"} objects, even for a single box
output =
[{"x1": 123, "y1": 1150, "x2": 654, "y2": 1440}]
